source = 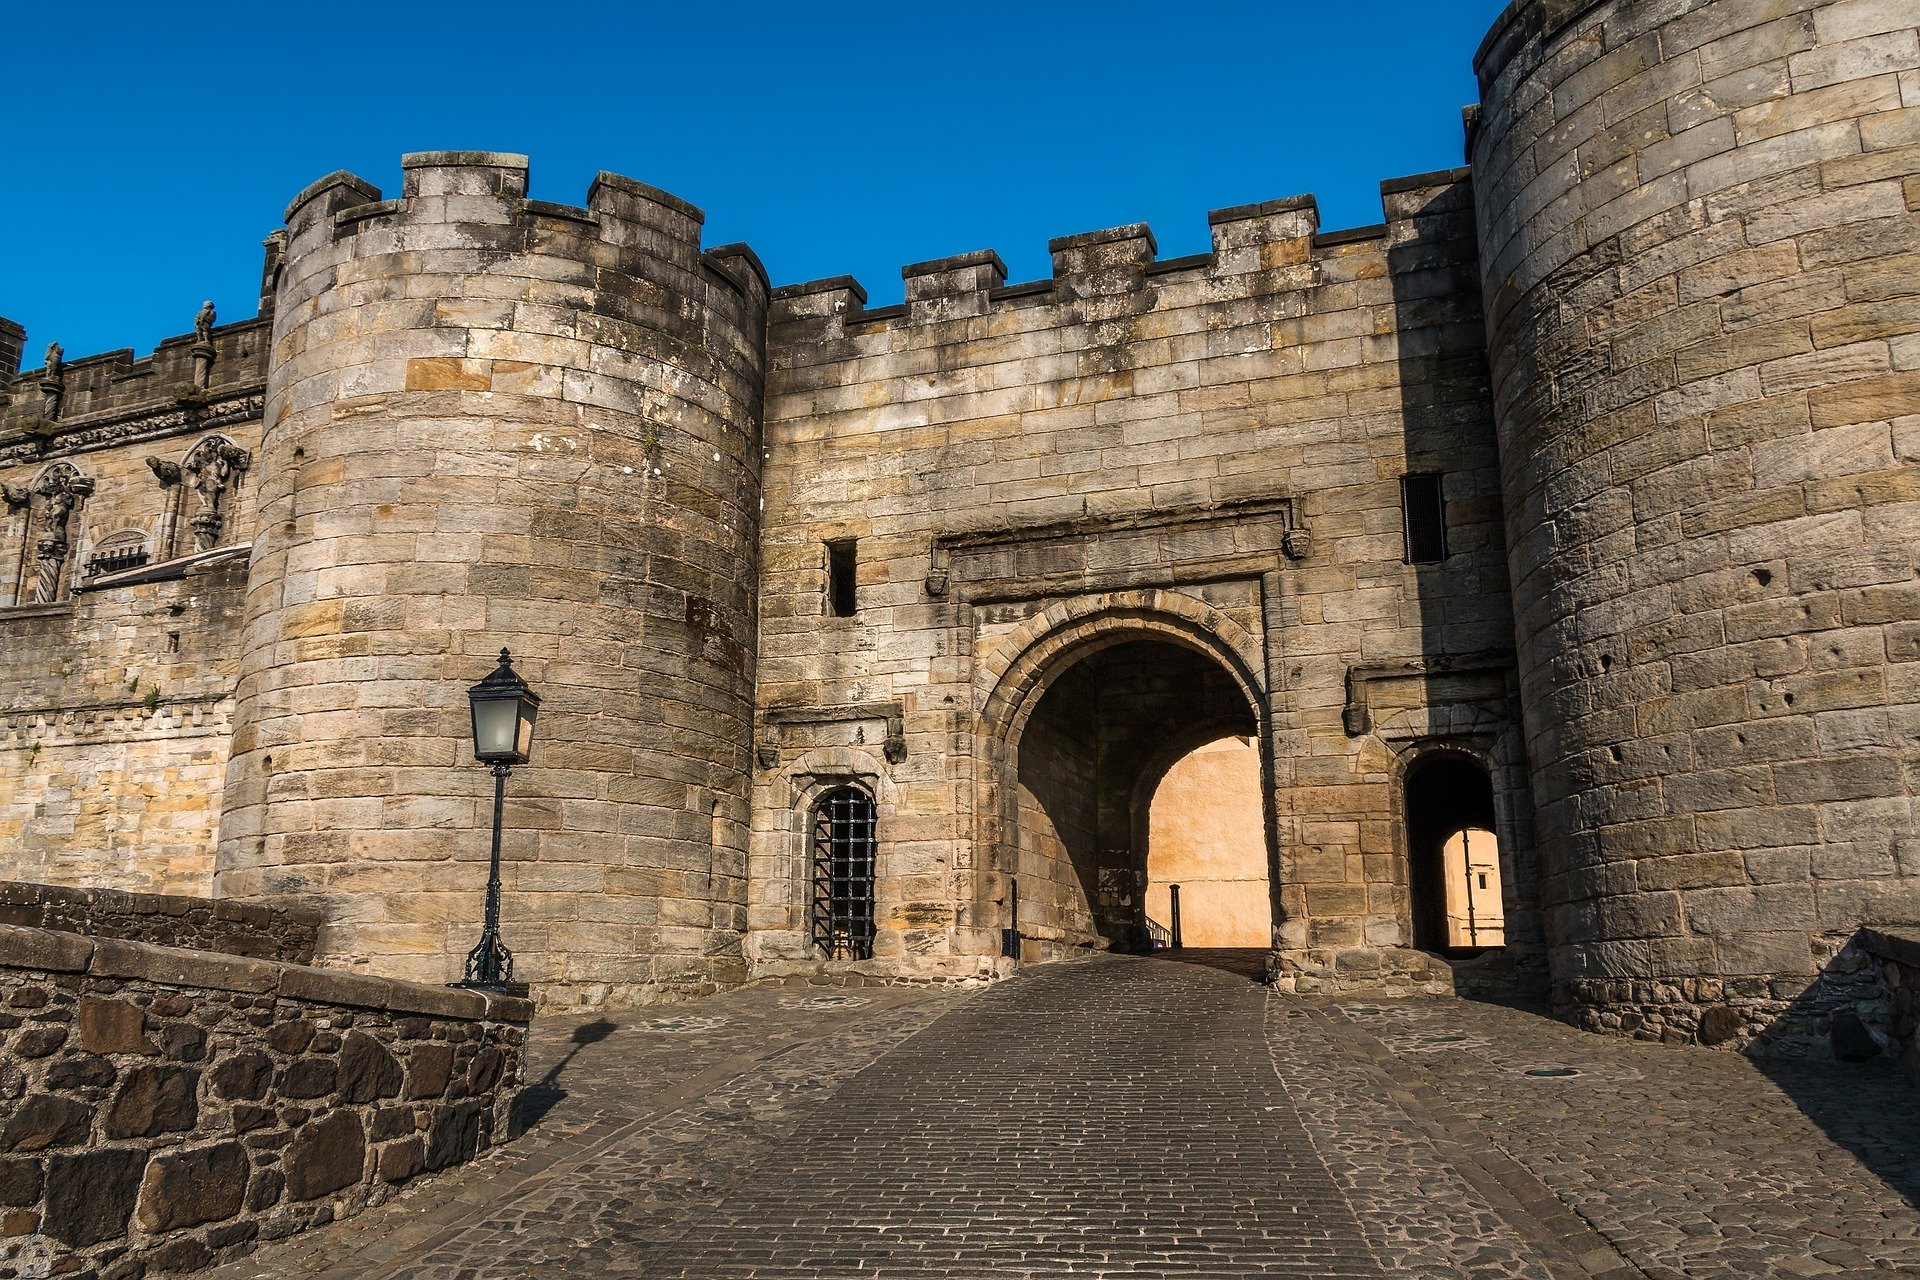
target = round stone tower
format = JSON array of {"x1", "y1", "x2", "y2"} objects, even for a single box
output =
[
  {"x1": 1475, "y1": 0, "x2": 1920, "y2": 1045},
  {"x1": 216, "y1": 152, "x2": 769, "y2": 1008}
]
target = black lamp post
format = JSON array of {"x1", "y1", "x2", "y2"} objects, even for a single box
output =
[{"x1": 453, "y1": 648, "x2": 540, "y2": 990}]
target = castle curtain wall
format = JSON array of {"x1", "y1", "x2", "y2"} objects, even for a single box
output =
[
  {"x1": 5, "y1": 0, "x2": 1907, "y2": 1030},
  {"x1": 0, "y1": 322, "x2": 268, "y2": 895},
  {"x1": 750, "y1": 181, "x2": 1541, "y2": 993}
]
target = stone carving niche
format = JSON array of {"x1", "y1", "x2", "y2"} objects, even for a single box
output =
[
  {"x1": 148, "y1": 436, "x2": 251, "y2": 558},
  {"x1": 15, "y1": 462, "x2": 95, "y2": 604}
]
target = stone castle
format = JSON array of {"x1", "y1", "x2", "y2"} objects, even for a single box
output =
[{"x1": 3, "y1": 0, "x2": 1917, "y2": 1049}]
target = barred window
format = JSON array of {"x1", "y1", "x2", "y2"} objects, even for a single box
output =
[{"x1": 810, "y1": 787, "x2": 877, "y2": 960}]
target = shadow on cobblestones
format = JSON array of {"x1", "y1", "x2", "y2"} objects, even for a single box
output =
[
  {"x1": 1756, "y1": 1055, "x2": 1920, "y2": 1211},
  {"x1": 519, "y1": 1016, "x2": 617, "y2": 1128},
  {"x1": 1327, "y1": 995, "x2": 1920, "y2": 1278},
  {"x1": 1148, "y1": 946, "x2": 1269, "y2": 982}
]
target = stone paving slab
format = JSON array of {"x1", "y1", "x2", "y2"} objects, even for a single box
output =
[
  {"x1": 206, "y1": 954, "x2": 1920, "y2": 1279},
  {"x1": 1265, "y1": 997, "x2": 1568, "y2": 1280},
  {"x1": 1321, "y1": 995, "x2": 1920, "y2": 1280}
]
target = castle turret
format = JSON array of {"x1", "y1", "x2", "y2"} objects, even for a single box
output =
[
  {"x1": 1475, "y1": 0, "x2": 1920, "y2": 1043},
  {"x1": 216, "y1": 153, "x2": 768, "y2": 1007}
]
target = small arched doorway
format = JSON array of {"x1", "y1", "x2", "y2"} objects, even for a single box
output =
[
  {"x1": 1007, "y1": 634, "x2": 1270, "y2": 953},
  {"x1": 1404, "y1": 753, "x2": 1504, "y2": 954}
]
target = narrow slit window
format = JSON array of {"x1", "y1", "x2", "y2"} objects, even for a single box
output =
[
  {"x1": 826, "y1": 539, "x2": 858, "y2": 617},
  {"x1": 1402, "y1": 473, "x2": 1447, "y2": 564},
  {"x1": 810, "y1": 786, "x2": 877, "y2": 960}
]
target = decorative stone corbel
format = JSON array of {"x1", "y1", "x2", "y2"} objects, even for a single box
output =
[
  {"x1": 756, "y1": 726, "x2": 781, "y2": 770},
  {"x1": 1341, "y1": 698, "x2": 1370, "y2": 737},
  {"x1": 924, "y1": 544, "x2": 951, "y2": 598},
  {"x1": 1282, "y1": 524, "x2": 1312, "y2": 561},
  {"x1": 146, "y1": 458, "x2": 182, "y2": 488},
  {"x1": 1, "y1": 483, "x2": 28, "y2": 511},
  {"x1": 884, "y1": 710, "x2": 907, "y2": 764}
]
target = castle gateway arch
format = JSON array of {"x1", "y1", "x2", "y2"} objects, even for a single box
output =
[{"x1": 974, "y1": 598, "x2": 1276, "y2": 960}]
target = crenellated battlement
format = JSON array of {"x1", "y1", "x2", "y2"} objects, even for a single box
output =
[
  {"x1": 5, "y1": 161, "x2": 1471, "y2": 442},
  {"x1": 287, "y1": 154, "x2": 707, "y2": 268},
  {"x1": 1472, "y1": 0, "x2": 1605, "y2": 90},
  {"x1": 0, "y1": 316, "x2": 269, "y2": 442},
  {"x1": 274, "y1": 152, "x2": 767, "y2": 366},
  {"x1": 769, "y1": 169, "x2": 1476, "y2": 336}
]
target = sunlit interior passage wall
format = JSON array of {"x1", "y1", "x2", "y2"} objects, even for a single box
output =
[
  {"x1": 1145, "y1": 736, "x2": 1270, "y2": 948},
  {"x1": 1441, "y1": 828, "x2": 1506, "y2": 949}
]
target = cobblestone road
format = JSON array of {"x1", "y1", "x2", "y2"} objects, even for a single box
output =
[{"x1": 211, "y1": 953, "x2": 1920, "y2": 1279}]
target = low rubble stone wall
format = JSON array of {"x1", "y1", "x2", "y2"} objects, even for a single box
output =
[
  {"x1": 0, "y1": 882, "x2": 321, "y2": 965},
  {"x1": 1861, "y1": 928, "x2": 1920, "y2": 1081},
  {"x1": 0, "y1": 923, "x2": 528, "y2": 1275}
]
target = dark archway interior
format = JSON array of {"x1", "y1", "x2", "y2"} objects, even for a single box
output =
[
  {"x1": 1405, "y1": 753, "x2": 1498, "y2": 953},
  {"x1": 1015, "y1": 639, "x2": 1260, "y2": 949}
]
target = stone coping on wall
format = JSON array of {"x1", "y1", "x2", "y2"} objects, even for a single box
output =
[
  {"x1": 0, "y1": 881, "x2": 324, "y2": 966},
  {"x1": 747, "y1": 953, "x2": 1014, "y2": 989},
  {"x1": 1271, "y1": 943, "x2": 1549, "y2": 1001},
  {"x1": 0, "y1": 922, "x2": 533, "y2": 1024},
  {"x1": 1858, "y1": 927, "x2": 1920, "y2": 971}
]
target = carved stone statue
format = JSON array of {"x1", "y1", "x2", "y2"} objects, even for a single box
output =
[
  {"x1": 1, "y1": 483, "x2": 28, "y2": 510},
  {"x1": 191, "y1": 450, "x2": 232, "y2": 505},
  {"x1": 30, "y1": 468, "x2": 94, "y2": 603},
  {"x1": 183, "y1": 440, "x2": 251, "y2": 551},
  {"x1": 145, "y1": 457, "x2": 182, "y2": 487},
  {"x1": 39, "y1": 342, "x2": 65, "y2": 420},
  {"x1": 40, "y1": 485, "x2": 77, "y2": 540},
  {"x1": 191, "y1": 302, "x2": 218, "y2": 389}
]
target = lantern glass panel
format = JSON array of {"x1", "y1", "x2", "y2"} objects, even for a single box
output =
[
  {"x1": 471, "y1": 694, "x2": 524, "y2": 762},
  {"x1": 514, "y1": 700, "x2": 538, "y2": 760}
]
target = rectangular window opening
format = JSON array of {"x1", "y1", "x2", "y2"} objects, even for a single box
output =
[
  {"x1": 1402, "y1": 473, "x2": 1447, "y2": 564},
  {"x1": 826, "y1": 539, "x2": 858, "y2": 617}
]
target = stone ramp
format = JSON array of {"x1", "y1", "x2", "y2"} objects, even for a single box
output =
[
  {"x1": 209, "y1": 954, "x2": 1920, "y2": 1279},
  {"x1": 640, "y1": 955, "x2": 1381, "y2": 1279}
]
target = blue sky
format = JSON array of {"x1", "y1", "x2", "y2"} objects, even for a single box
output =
[{"x1": 3, "y1": 2, "x2": 1507, "y2": 360}]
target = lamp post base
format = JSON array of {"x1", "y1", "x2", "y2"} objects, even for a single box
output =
[{"x1": 447, "y1": 979, "x2": 530, "y2": 999}]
